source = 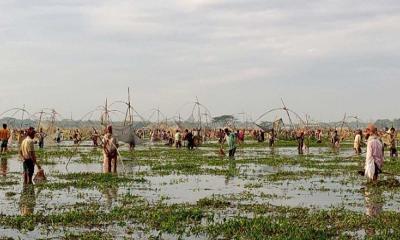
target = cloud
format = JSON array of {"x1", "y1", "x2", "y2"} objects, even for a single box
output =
[{"x1": 0, "y1": 0, "x2": 399, "y2": 121}]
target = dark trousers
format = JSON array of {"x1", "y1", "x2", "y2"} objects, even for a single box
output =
[
  {"x1": 23, "y1": 159, "x2": 35, "y2": 178},
  {"x1": 390, "y1": 148, "x2": 398, "y2": 157},
  {"x1": 229, "y1": 147, "x2": 237, "y2": 158},
  {"x1": 187, "y1": 141, "x2": 194, "y2": 150},
  {"x1": 298, "y1": 144, "x2": 303, "y2": 154}
]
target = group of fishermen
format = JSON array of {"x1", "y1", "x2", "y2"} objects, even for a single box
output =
[
  {"x1": 295, "y1": 125, "x2": 397, "y2": 182},
  {"x1": 0, "y1": 123, "x2": 120, "y2": 184},
  {"x1": 215, "y1": 124, "x2": 396, "y2": 183},
  {"x1": 149, "y1": 128, "x2": 199, "y2": 149},
  {"x1": 0, "y1": 120, "x2": 397, "y2": 185}
]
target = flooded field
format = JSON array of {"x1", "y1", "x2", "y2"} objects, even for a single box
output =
[{"x1": 1, "y1": 141, "x2": 400, "y2": 239}]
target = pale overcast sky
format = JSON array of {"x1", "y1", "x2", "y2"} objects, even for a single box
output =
[{"x1": 0, "y1": 0, "x2": 399, "y2": 122}]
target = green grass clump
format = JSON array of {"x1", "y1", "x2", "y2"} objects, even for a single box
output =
[{"x1": 38, "y1": 172, "x2": 146, "y2": 190}]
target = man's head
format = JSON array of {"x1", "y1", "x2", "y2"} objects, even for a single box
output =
[
  {"x1": 2, "y1": 124, "x2": 7, "y2": 129},
  {"x1": 27, "y1": 127, "x2": 36, "y2": 138},
  {"x1": 106, "y1": 125, "x2": 113, "y2": 134},
  {"x1": 224, "y1": 128, "x2": 230, "y2": 134},
  {"x1": 366, "y1": 124, "x2": 378, "y2": 135}
]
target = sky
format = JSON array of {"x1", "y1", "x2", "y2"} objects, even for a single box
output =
[{"x1": 0, "y1": 0, "x2": 399, "y2": 123}]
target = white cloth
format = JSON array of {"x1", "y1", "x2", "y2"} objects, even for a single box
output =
[
  {"x1": 354, "y1": 134, "x2": 361, "y2": 149},
  {"x1": 365, "y1": 136, "x2": 384, "y2": 180}
]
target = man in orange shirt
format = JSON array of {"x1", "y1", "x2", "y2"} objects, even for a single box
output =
[{"x1": 0, "y1": 124, "x2": 11, "y2": 153}]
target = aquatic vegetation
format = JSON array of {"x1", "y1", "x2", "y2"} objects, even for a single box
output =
[
  {"x1": 1, "y1": 142, "x2": 400, "y2": 239},
  {"x1": 38, "y1": 172, "x2": 147, "y2": 190},
  {"x1": 0, "y1": 181, "x2": 18, "y2": 187},
  {"x1": 4, "y1": 192, "x2": 16, "y2": 197},
  {"x1": 64, "y1": 231, "x2": 113, "y2": 240}
]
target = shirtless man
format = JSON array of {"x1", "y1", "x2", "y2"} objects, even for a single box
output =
[
  {"x1": 0, "y1": 124, "x2": 11, "y2": 153},
  {"x1": 389, "y1": 128, "x2": 398, "y2": 158},
  {"x1": 103, "y1": 126, "x2": 119, "y2": 173}
]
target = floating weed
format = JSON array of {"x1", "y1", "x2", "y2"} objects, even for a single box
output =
[
  {"x1": 64, "y1": 231, "x2": 113, "y2": 240},
  {"x1": 2, "y1": 143, "x2": 400, "y2": 238},
  {"x1": 197, "y1": 197, "x2": 232, "y2": 209},
  {"x1": 37, "y1": 172, "x2": 147, "y2": 191},
  {"x1": 244, "y1": 182, "x2": 263, "y2": 189},
  {"x1": 0, "y1": 181, "x2": 18, "y2": 187},
  {"x1": 5, "y1": 192, "x2": 16, "y2": 197}
]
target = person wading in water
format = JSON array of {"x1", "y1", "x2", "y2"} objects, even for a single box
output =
[
  {"x1": 224, "y1": 128, "x2": 237, "y2": 158},
  {"x1": 297, "y1": 131, "x2": 304, "y2": 155},
  {"x1": 364, "y1": 124, "x2": 384, "y2": 183},
  {"x1": 389, "y1": 127, "x2": 398, "y2": 158},
  {"x1": 37, "y1": 128, "x2": 47, "y2": 149},
  {"x1": 354, "y1": 129, "x2": 363, "y2": 155},
  {"x1": 185, "y1": 129, "x2": 194, "y2": 150},
  {"x1": 103, "y1": 125, "x2": 119, "y2": 173},
  {"x1": 331, "y1": 130, "x2": 340, "y2": 151},
  {"x1": 20, "y1": 127, "x2": 37, "y2": 184},
  {"x1": 0, "y1": 124, "x2": 11, "y2": 153}
]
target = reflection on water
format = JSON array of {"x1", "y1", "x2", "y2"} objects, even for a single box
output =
[
  {"x1": 0, "y1": 157, "x2": 8, "y2": 177},
  {"x1": 364, "y1": 187, "x2": 383, "y2": 217},
  {"x1": 1, "y1": 145, "x2": 400, "y2": 239},
  {"x1": 364, "y1": 187, "x2": 383, "y2": 237},
  {"x1": 270, "y1": 147, "x2": 277, "y2": 155},
  {"x1": 20, "y1": 185, "x2": 36, "y2": 216},
  {"x1": 103, "y1": 186, "x2": 118, "y2": 208},
  {"x1": 225, "y1": 160, "x2": 237, "y2": 185}
]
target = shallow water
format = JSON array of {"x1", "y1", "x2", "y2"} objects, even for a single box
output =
[{"x1": 0, "y1": 144, "x2": 399, "y2": 239}]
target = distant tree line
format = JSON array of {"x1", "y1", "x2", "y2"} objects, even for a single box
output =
[
  {"x1": 1, "y1": 117, "x2": 399, "y2": 130},
  {"x1": 374, "y1": 119, "x2": 400, "y2": 129}
]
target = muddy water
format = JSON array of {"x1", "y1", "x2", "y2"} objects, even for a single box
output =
[{"x1": 0, "y1": 145, "x2": 399, "y2": 239}]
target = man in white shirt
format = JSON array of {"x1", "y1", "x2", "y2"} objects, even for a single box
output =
[
  {"x1": 175, "y1": 130, "x2": 182, "y2": 148},
  {"x1": 354, "y1": 129, "x2": 362, "y2": 155},
  {"x1": 365, "y1": 125, "x2": 384, "y2": 182}
]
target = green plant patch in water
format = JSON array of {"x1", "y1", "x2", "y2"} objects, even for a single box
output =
[{"x1": 37, "y1": 172, "x2": 147, "y2": 190}]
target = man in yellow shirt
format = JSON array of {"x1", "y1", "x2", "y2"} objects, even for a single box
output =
[
  {"x1": 0, "y1": 124, "x2": 11, "y2": 153},
  {"x1": 20, "y1": 127, "x2": 37, "y2": 184}
]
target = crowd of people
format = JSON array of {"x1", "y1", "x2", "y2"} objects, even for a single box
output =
[{"x1": 0, "y1": 121, "x2": 398, "y2": 185}]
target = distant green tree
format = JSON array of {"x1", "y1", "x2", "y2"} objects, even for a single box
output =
[
  {"x1": 212, "y1": 115, "x2": 236, "y2": 124},
  {"x1": 375, "y1": 119, "x2": 393, "y2": 129}
]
